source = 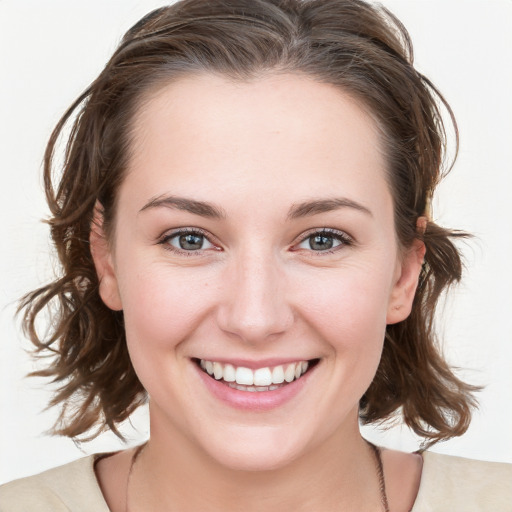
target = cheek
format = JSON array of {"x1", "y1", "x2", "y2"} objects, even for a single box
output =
[
  {"x1": 117, "y1": 263, "x2": 216, "y2": 352},
  {"x1": 295, "y1": 265, "x2": 393, "y2": 348},
  {"x1": 285, "y1": 268, "x2": 392, "y2": 436}
]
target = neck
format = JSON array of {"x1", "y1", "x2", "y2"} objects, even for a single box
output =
[{"x1": 130, "y1": 412, "x2": 382, "y2": 512}]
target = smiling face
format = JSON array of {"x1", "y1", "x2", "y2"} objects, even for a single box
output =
[{"x1": 92, "y1": 73, "x2": 423, "y2": 471}]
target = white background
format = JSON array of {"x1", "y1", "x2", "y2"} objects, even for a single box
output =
[{"x1": 1, "y1": 0, "x2": 511, "y2": 484}]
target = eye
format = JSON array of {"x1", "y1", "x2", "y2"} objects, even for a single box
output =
[
  {"x1": 295, "y1": 229, "x2": 352, "y2": 252},
  {"x1": 160, "y1": 229, "x2": 216, "y2": 253}
]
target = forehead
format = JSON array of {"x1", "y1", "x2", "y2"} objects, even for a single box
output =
[{"x1": 124, "y1": 73, "x2": 389, "y2": 213}]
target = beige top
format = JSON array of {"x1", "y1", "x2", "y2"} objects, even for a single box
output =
[{"x1": 1, "y1": 451, "x2": 511, "y2": 511}]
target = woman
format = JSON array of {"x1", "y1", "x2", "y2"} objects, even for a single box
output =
[{"x1": 1, "y1": 0, "x2": 510, "y2": 510}]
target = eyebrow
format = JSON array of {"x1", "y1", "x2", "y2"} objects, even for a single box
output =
[
  {"x1": 287, "y1": 197, "x2": 373, "y2": 219},
  {"x1": 139, "y1": 194, "x2": 371, "y2": 220},
  {"x1": 139, "y1": 195, "x2": 226, "y2": 219}
]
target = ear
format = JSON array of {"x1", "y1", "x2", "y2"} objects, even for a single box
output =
[
  {"x1": 386, "y1": 235, "x2": 426, "y2": 325},
  {"x1": 89, "y1": 202, "x2": 123, "y2": 311}
]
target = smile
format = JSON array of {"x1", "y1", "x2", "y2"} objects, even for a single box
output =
[{"x1": 197, "y1": 359, "x2": 316, "y2": 392}]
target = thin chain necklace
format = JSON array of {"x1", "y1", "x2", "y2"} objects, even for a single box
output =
[
  {"x1": 125, "y1": 442, "x2": 146, "y2": 512},
  {"x1": 125, "y1": 441, "x2": 390, "y2": 512},
  {"x1": 367, "y1": 441, "x2": 390, "y2": 512}
]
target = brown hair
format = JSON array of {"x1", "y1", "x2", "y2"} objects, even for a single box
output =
[{"x1": 20, "y1": 0, "x2": 478, "y2": 443}]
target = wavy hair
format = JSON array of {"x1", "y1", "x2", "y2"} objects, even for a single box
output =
[{"x1": 20, "y1": 0, "x2": 478, "y2": 442}]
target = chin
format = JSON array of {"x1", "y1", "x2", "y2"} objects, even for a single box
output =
[{"x1": 197, "y1": 424, "x2": 309, "y2": 472}]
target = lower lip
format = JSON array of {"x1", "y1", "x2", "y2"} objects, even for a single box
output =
[{"x1": 194, "y1": 362, "x2": 317, "y2": 411}]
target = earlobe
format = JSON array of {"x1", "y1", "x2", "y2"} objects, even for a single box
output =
[
  {"x1": 90, "y1": 202, "x2": 123, "y2": 311},
  {"x1": 386, "y1": 238, "x2": 426, "y2": 325}
]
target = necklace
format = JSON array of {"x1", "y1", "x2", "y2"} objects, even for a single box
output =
[
  {"x1": 367, "y1": 441, "x2": 390, "y2": 512},
  {"x1": 125, "y1": 442, "x2": 146, "y2": 512},
  {"x1": 125, "y1": 440, "x2": 389, "y2": 512}
]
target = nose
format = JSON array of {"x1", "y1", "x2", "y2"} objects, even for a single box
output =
[{"x1": 216, "y1": 246, "x2": 294, "y2": 344}]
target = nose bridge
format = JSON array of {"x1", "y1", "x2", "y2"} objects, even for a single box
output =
[{"x1": 217, "y1": 242, "x2": 293, "y2": 343}]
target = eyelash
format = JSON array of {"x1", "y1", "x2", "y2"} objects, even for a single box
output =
[
  {"x1": 293, "y1": 228, "x2": 354, "y2": 255},
  {"x1": 157, "y1": 227, "x2": 353, "y2": 256},
  {"x1": 158, "y1": 228, "x2": 218, "y2": 256}
]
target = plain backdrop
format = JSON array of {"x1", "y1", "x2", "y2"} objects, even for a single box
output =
[{"x1": 1, "y1": 0, "x2": 511, "y2": 484}]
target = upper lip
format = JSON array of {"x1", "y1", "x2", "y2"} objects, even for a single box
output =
[{"x1": 193, "y1": 357, "x2": 318, "y2": 369}]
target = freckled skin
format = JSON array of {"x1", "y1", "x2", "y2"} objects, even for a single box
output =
[{"x1": 92, "y1": 73, "x2": 424, "y2": 511}]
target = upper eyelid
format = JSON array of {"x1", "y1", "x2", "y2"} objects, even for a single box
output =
[
  {"x1": 158, "y1": 228, "x2": 220, "y2": 256},
  {"x1": 157, "y1": 226, "x2": 353, "y2": 249},
  {"x1": 295, "y1": 227, "x2": 353, "y2": 243},
  {"x1": 159, "y1": 226, "x2": 213, "y2": 242},
  {"x1": 291, "y1": 229, "x2": 354, "y2": 254}
]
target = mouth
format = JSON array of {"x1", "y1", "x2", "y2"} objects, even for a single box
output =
[{"x1": 194, "y1": 358, "x2": 320, "y2": 392}]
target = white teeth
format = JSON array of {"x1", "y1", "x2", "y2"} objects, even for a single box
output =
[
  {"x1": 253, "y1": 367, "x2": 272, "y2": 386},
  {"x1": 213, "y1": 362, "x2": 223, "y2": 380},
  {"x1": 229, "y1": 383, "x2": 248, "y2": 392},
  {"x1": 284, "y1": 364, "x2": 296, "y2": 383},
  {"x1": 198, "y1": 359, "x2": 312, "y2": 390},
  {"x1": 271, "y1": 365, "x2": 285, "y2": 384},
  {"x1": 223, "y1": 363, "x2": 236, "y2": 382},
  {"x1": 235, "y1": 367, "x2": 254, "y2": 386},
  {"x1": 228, "y1": 383, "x2": 281, "y2": 392}
]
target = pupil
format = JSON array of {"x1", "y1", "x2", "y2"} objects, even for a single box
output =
[
  {"x1": 179, "y1": 233, "x2": 203, "y2": 250},
  {"x1": 310, "y1": 234, "x2": 333, "y2": 250}
]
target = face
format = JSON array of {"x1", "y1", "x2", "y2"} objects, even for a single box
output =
[{"x1": 92, "y1": 73, "x2": 423, "y2": 471}]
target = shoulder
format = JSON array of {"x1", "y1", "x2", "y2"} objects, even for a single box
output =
[
  {"x1": 0, "y1": 455, "x2": 110, "y2": 512},
  {"x1": 412, "y1": 451, "x2": 512, "y2": 511}
]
